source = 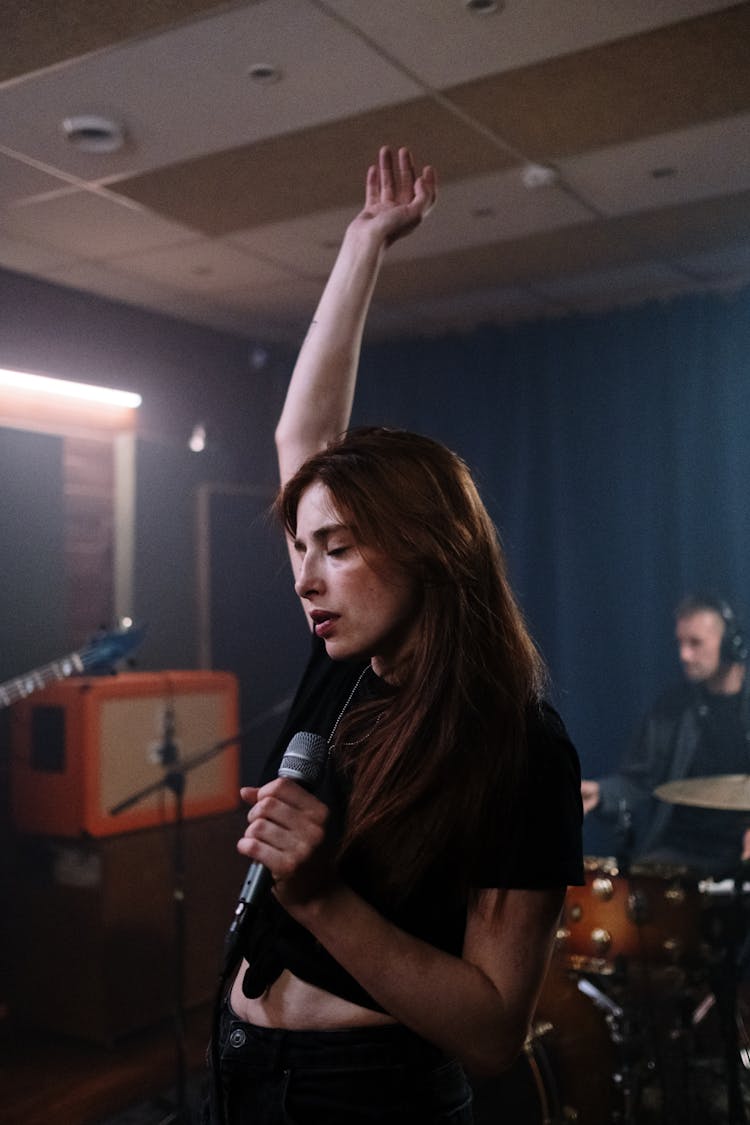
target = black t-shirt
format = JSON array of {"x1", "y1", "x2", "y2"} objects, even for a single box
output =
[{"x1": 242, "y1": 636, "x2": 583, "y2": 1011}]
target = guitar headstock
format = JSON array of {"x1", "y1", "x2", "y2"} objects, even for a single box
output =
[{"x1": 79, "y1": 620, "x2": 147, "y2": 674}]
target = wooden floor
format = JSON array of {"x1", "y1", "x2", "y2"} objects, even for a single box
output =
[{"x1": 0, "y1": 1002, "x2": 213, "y2": 1125}]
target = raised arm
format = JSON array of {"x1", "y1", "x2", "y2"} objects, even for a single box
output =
[{"x1": 274, "y1": 146, "x2": 436, "y2": 488}]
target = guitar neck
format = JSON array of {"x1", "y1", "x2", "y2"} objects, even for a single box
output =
[{"x1": 0, "y1": 651, "x2": 85, "y2": 709}]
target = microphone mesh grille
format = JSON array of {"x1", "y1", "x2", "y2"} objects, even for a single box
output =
[{"x1": 278, "y1": 731, "x2": 328, "y2": 787}]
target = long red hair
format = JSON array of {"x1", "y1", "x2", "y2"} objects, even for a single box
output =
[{"x1": 277, "y1": 427, "x2": 545, "y2": 901}]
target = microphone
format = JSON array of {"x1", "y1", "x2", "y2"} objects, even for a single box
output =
[{"x1": 226, "y1": 731, "x2": 328, "y2": 949}]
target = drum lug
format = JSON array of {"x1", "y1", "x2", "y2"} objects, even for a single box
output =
[
  {"x1": 661, "y1": 936, "x2": 684, "y2": 960},
  {"x1": 592, "y1": 877, "x2": 615, "y2": 902},
  {"x1": 665, "y1": 882, "x2": 686, "y2": 906},
  {"x1": 591, "y1": 927, "x2": 612, "y2": 955}
]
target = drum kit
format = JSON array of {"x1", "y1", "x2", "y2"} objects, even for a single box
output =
[{"x1": 484, "y1": 775, "x2": 750, "y2": 1125}]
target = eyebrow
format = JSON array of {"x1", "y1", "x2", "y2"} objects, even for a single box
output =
[{"x1": 293, "y1": 522, "x2": 350, "y2": 551}]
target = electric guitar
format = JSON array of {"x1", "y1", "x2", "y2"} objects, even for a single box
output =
[{"x1": 0, "y1": 622, "x2": 146, "y2": 709}]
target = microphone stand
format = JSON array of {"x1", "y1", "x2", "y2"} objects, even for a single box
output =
[
  {"x1": 615, "y1": 799, "x2": 634, "y2": 877},
  {"x1": 110, "y1": 706, "x2": 195, "y2": 1124},
  {"x1": 710, "y1": 864, "x2": 750, "y2": 1125},
  {"x1": 108, "y1": 697, "x2": 291, "y2": 1124}
]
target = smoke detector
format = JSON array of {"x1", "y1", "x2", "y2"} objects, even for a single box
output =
[{"x1": 521, "y1": 163, "x2": 560, "y2": 190}]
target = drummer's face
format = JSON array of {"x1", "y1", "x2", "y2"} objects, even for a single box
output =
[{"x1": 675, "y1": 610, "x2": 724, "y2": 683}]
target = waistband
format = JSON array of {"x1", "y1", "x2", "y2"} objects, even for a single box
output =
[{"x1": 221, "y1": 1001, "x2": 451, "y2": 1071}]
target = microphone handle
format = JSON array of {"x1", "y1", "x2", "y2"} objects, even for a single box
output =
[
  {"x1": 228, "y1": 862, "x2": 273, "y2": 939},
  {"x1": 222, "y1": 730, "x2": 328, "y2": 970}
]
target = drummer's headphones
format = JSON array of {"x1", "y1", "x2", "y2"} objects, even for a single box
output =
[
  {"x1": 715, "y1": 597, "x2": 749, "y2": 665},
  {"x1": 689, "y1": 594, "x2": 750, "y2": 665}
]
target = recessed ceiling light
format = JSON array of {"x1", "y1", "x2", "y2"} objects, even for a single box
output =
[
  {"x1": 61, "y1": 114, "x2": 126, "y2": 153},
  {"x1": 464, "y1": 0, "x2": 503, "y2": 14},
  {"x1": 651, "y1": 166, "x2": 677, "y2": 179},
  {"x1": 247, "y1": 62, "x2": 282, "y2": 84}
]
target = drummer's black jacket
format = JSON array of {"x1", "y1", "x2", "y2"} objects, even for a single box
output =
[{"x1": 595, "y1": 677, "x2": 750, "y2": 875}]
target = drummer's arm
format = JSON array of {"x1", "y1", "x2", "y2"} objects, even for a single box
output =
[{"x1": 594, "y1": 711, "x2": 667, "y2": 821}]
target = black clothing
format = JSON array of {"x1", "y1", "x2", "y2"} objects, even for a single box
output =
[
  {"x1": 596, "y1": 677, "x2": 750, "y2": 876},
  {"x1": 241, "y1": 636, "x2": 583, "y2": 1011},
  {"x1": 214, "y1": 1000, "x2": 473, "y2": 1124}
]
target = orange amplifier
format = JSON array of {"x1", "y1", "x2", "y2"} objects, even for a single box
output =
[{"x1": 10, "y1": 670, "x2": 240, "y2": 838}]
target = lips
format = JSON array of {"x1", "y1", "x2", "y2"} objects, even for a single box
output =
[{"x1": 310, "y1": 609, "x2": 338, "y2": 638}]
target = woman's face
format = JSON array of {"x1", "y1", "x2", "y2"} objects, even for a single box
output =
[{"x1": 292, "y1": 481, "x2": 422, "y2": 681}]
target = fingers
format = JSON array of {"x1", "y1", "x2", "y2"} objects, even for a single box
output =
[
  {"x1": 367, "y1": 146, "x2": 435, "y2": 210},
  {"x1": 237, "y1": 777, "x2": 328, "y2": 876},
  {"x1": 364, "y1": 162, "x2": 379, "y2": 210},
  {"x1": 416, "y1": 163, "x2": 438, "y2": 215},
  {"x1": 379, "y1": 145, "x2": 396, "y2": 201},
  {"x1": 396, "y1": 146, "x2": 416, "y2": 202}
]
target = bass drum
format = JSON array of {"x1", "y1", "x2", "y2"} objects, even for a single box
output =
[{"x1": 471, "y1": 959, "x2": 616, "y2": 1124}]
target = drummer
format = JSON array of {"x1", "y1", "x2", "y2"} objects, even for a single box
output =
[{"x1": 581, "y1": 593, "x2": 750, "y2": 878}]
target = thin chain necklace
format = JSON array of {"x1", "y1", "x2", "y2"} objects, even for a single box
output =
[{"x1": 327, "y1": 663, "x2": 383, "y2": 751}]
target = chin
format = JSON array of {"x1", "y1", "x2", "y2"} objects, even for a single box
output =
[{"x1": 324, "y1": 638, "x2": 363, "y2": 663}]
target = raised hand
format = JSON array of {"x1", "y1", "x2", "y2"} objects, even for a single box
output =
[
  {"x1": 353, "y1": 145, "x2": 437, "y2": 247},
  {"x1": 275, "y1": 144, "x2": 439, "y2": 490}
]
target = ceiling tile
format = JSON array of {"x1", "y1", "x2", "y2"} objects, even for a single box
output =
[
  {"x1": 111, "y1": 100, "x2": 514, "y2": 234},
  {"x1": 0, "y1": 150, "x2": 74, "y2": 205},
  {"x1": 560, "y1": 114, "x2": 750, "y2": 215},
  {"x1": 326, "y1": 0, "x2": 735, "y2": 88},
  {"x1": 0, "y1": 0, "x2": 420, "y2": 182},
  {"x1": 447, "y1": 5, "x2": 750, "y2": 162},
  {"x1": 0, "y1": 232, "x2": 70, "y2": 274},
  {"x1": 1, "y1": 189, "x2": 196, "y2": 258},
  {"x1": 1, "y1": 0, "x2": 236, "y2": 84},
  {"x1": 111, "y1": 238, "x2": 296, "y2": 292}
]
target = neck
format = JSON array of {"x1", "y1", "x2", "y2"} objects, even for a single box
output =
[
  {"x1": 370, "y1": 654, "x2": 408, "y2": 686},
  {"x1": 705, "y1": 662, "x2": 745, "y2": 695}
]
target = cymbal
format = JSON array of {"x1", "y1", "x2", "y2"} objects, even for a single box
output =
[{"x1": 654, "y1": 774, "x2": 750, "y2": 811}]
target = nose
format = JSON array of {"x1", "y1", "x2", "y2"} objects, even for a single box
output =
[{"x1": 294, "y1": 553, "x2": 322, "y2": 600}]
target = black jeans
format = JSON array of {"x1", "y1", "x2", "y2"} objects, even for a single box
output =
[{"x1": 210, "y1": 1001, "x2": 474, "y2": 1124}]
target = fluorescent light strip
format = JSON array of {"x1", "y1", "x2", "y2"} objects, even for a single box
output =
[{"x1": 0, "y1": 367, "x2": 142, "y2": 409}]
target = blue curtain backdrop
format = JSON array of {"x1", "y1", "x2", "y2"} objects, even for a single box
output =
[{"x1": 353, "y1": 285, "x2": 750, "y2": 855}]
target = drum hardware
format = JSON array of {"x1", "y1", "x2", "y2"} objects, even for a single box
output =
[
  {"x1": 556, "y1": 859, "x2": 750, "y2": 1122},
  {"x1": 592, "y1": 876, "x2": 615, "y2": 902},
  {"x1": 590, "y1": 927, "x2": 612, "y2": 957},
  {"x1": 576, "y1": 976, "x2": 624, "y2": 1020},
  {"x1": 561, "y1": 858, "x2": 703, "y2": 973}
]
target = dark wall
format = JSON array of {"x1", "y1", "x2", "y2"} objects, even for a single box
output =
[{"x1": 0, "y1": 266, "x2": 295, "y2": 668}]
